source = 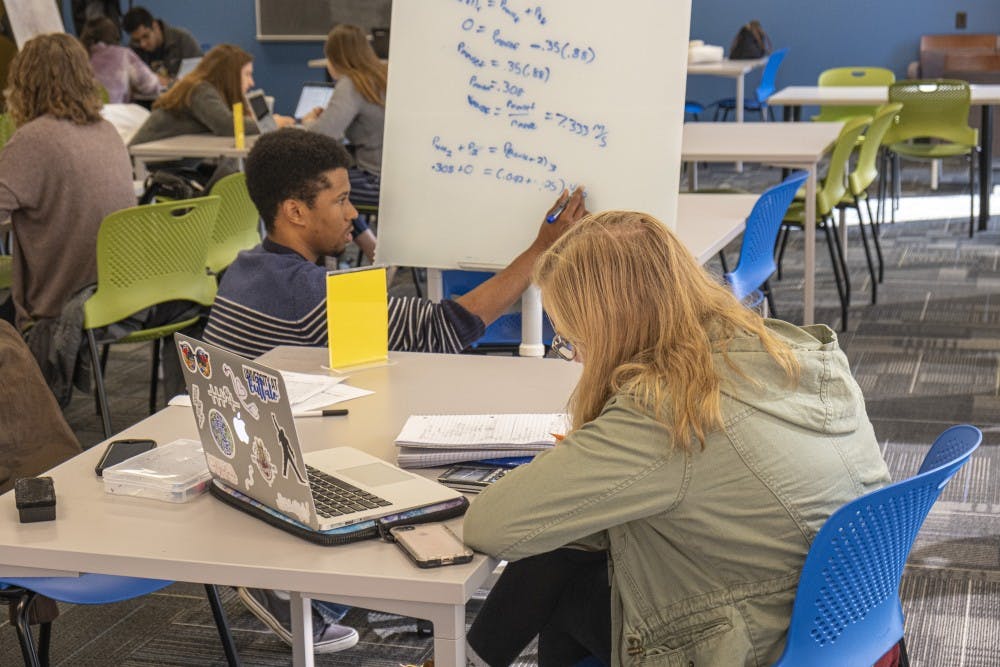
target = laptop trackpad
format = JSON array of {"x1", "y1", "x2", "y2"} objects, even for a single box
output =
[{"x1": 339, "y1": 461, "x2": 414, "y2": 487}]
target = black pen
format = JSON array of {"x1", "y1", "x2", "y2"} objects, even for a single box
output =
[{"x1": 294, "y1": 408, "x2": 349, "y2": 417}]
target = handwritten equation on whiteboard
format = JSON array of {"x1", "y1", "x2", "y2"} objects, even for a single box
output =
[{"x1": 432, "y1": 0, "x2": 606, "y2": 193}]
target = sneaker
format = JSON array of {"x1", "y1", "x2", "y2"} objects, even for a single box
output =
[{"x1": 237, "y1": 587, "x2": 359, "y2": 653}]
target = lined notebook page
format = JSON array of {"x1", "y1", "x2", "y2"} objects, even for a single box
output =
[{"x1": 395, "y1": 413, "x2": 569, "y2": 449}]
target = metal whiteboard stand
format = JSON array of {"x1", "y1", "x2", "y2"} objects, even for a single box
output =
[{"x1": 424, "y1": 269, "x2": 546, "y2": 358}]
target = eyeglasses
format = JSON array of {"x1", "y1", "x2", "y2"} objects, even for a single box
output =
[{"x1": 551, "y1": 333, "x2": 576, "y2": 361}]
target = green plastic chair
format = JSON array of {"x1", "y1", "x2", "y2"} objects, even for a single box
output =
[
  {"x1": 884, "y1": 80, "x2": 978, "y2": 236},
  {"x1": 812, "y1": 67, "x2": 896, "y2": 122},
  {"x1": 206, "y1": 172, "x2": 262, "y2": 275},
  {"x1": 839, "y1": 102, "x2": 904, "y2": 301},
  {"x1": 0, "y1": 113, "x2": 16, "y2": 148},
  {"x1": 84, "y1": 196, "x2": 221, "y2": 438},
  {"x1": 778, "y1": 116, "x2": 871, "y2": 331}
]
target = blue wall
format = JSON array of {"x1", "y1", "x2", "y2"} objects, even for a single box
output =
[
  {"x1": 62, "y1": 1, "x2": 1000, "y2": 116},
  {"x1": 687, "y1": 1, "x2": 1000, "y2": 108}
]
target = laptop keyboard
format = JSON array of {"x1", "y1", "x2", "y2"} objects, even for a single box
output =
[{"x1": 306, "y1": 465, "x2": 393, "y2": 518}]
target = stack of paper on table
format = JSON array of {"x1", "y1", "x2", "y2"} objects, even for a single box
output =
[
  {"x1": 394, "y1": 413, "x2": 568, "y2": 468},
  {"x1": 169, "y1": 370, "x2": 372, "y2": 414}
]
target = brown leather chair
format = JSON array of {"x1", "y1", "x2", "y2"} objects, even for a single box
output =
[{"x1": 0, "y1": 320, "x2": 81, "y2": 495}]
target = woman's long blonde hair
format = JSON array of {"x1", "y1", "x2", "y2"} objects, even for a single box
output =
[
  {"x1": 5, "y1": 33, "x2": 103, "y2": 127},
  {"x1": 324, "y1": 24, "x2": 387, "y2": 107},
  {"x1": 155, "y1": 44, "x2": 251, "y2": 112},
  {"x1": 534, "y1": 211, "x2": 799, "y2": 450}
]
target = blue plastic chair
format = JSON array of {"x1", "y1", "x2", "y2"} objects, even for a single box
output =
[
  {"x1": 724, "y1": 171, "x2": 809, "y2": 317},
  {"x1": 713, "y1": 48, "x2": 789, "y2": 121},
  {"x1": 684, "y1": 100, "x2": 705, "y2": 119},
  {"x1": 0, "y1": 575, "x2": 240, "y2": 666},
  {"x1": 772, "y1": 424, "x2": 982, "y2": 667},
  {"x1": 440, "y1": 270, "x2": 554, "y2": 353}
]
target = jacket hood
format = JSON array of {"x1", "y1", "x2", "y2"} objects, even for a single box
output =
[{"x1": 716, "y1": 320, "x2": 862, "y2": 435}]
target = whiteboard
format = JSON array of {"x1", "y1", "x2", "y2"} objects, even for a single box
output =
[
  {"x1": 376, "y1": 0, "x2": 691, "y2": 270},
  {"x1": 5, "y1": 0, "x2": 64, "y2": 47}
]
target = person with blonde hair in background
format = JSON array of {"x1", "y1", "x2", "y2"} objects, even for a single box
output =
[
  {"x1": 462, "y1": 211, "x2": 891, "y2": 666},
  {"x1": 303, "y1": 24, "x2": 387, "y2": 211},
  {"x1": 0, "y1": 33, "x2": 134, "y2": 333}
]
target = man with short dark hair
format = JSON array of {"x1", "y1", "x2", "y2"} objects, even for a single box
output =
[
  {"x1": 204, "y1": 128, "x2": 586, "y2": 654},
  {"x1": 122, "y1": 6, "x2": 201, "y2": 85},
  {"x1": 204, "y1": 128, "x2": 585, "y2": 360}
]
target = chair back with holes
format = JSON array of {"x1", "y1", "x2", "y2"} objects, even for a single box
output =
[
  {"x1": 814, "y1": 67, "x2": 895, "y2": 122},
  {"x1": 206, "y1": 173, "x2": 261, "y2": 275}
]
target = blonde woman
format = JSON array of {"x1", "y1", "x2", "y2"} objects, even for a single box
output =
[
  {"x1": 303, "y1": 24, "x2": 387, "y2": 208},
  {"x1": 463, "y1": 212, "x2": 891, "y2": 666},
  {"x1": 0, "y1": 33, "x2": 134, "y2": 331}
]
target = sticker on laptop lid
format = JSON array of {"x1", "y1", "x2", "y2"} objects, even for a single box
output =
[
  {"x1": 195, "y1": 346, "x2": 212, "y2": 378},
  {"x1": 179, "y1": 341, "x2": 197, "y2": 373},
  {"x1": 207, "y1": 384, "x2": 240, "y2": 412},
  {"x1": 271, "y1": 412, "x2": 306, "y2": 485},
  {"x1": 223, "y1": 363, "x2": 260, "y2": 419},
  {"x1": 209, "y1": 408, "x2": 236, "y2": 458},
  {"x1": 276, "y1": 492, "x2": 311, "y2": 524},
  {"x1": 242, "y1": 365, "x2": 281, "y2": 403},
  {"x1": 205, "y1": 452, "x2": 238, "y2": 486},
  {"x1": 252, "y1": 436, "x2": 276, "y2": 486},
  {"x1": 191, "y1": 384, "x2": 206, "y2": 428}
]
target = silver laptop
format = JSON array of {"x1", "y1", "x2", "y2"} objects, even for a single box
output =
[
  {"x1": 245, "y1": 89, "x2": 278, "y2": 133},
  {"x1": 294, "y1": 82, "x2": 335, "y2": 120},
  {"x1": 176, "y1": 57, "x2": 201, "y2": 79},
  {"x1": 175, "y1": 335, "x2": 461, "y2": 530}
]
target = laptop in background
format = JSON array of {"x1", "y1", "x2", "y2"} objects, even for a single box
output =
[
  {"x1": 294, "y1": 82, "x2": 335, "y2": 121},
  {"x1": 174, "y1": 335, "x2": 462, "y2": 531},
  {"x1": 245, "y1": 89, "x2": 278, "y2": 133},
  {"x1": 176, "y1": 57, "x2": 201, "y2": 79}
]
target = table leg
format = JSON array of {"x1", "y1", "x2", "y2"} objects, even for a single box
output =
[
  {"x1": 735, "y1": 75, "x2": 745, "y2": 172},
  {"x1": 804, "y1": 165, "x2": 817, "y2": 326},
  {"x1": 519, "y1": 285, "x2": 545, "y2": 358},
  {"x1": 290, "y1": 592, "x2": 315, "y2": 667},
  {"x1": 978, "y1": 104, "x2": 993, "y2": 231}
]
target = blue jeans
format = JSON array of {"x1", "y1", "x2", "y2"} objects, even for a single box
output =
[{"x1": 313, "y1": 600, "x2": 350, "y2": 623}]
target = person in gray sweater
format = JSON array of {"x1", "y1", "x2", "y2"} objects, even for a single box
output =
[
  {"x1": 302, "y1": 24, "x2": 386, "y2": 208},
  {"x1": 0, "y1": 34, "x2": 135, "y2": 332},
  {"x1": 130, "y1": 43, "x2": 294, "y2": 147}
]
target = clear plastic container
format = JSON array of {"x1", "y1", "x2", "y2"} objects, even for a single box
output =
[{"x1": 103, "y1": 438, "x2": 211, "y2": 503}]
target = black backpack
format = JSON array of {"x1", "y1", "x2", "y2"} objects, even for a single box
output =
[{"x1": 730, "y1": 20, "x2": 772, "y2": 60}]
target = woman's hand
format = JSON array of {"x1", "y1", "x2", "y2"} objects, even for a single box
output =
[
  {"x1": 273, "y1": 114, "x2": 297, "y2": 128},
  {"x1": 301, "y1": 106, "x2": 324, "y2": 124}
]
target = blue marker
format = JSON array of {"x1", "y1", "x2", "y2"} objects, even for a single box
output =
[{"x1": 546, "y1": 196, "x2": 569, "y2": 223}]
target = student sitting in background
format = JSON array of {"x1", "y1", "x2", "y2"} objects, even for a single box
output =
[
  {"x1": 302, "y1": 24, "x2": 386, "y2": 209},
  {"x1": 461, "y1": 212, "x2": 892, "y2": 666},
  {"x1": 122, "y1": 5, "x2": 201, "y2": 86},
  {"x1": 81, "y1": 16, "x2": 161, "y2": 104},
  {"x1": 0, "y1": 33, "x2": 135, "y2": 333},
  {"x1": 204, "y1": 127, "x2": 585, "y2": 653}
]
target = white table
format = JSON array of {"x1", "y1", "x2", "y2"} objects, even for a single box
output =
[
  {"x1": 769, "y1": 84, "x2": 1000, "y2": 230},
  {"x1": 688, "y1": 58, "x2": 768, "y2": 171},
  {"x1": 427, "y1": 192, "x2": 757, "y2": 354},
  {"x1": 682, "y1": 122, "x2": 846, "y2": 326},
  {"x1": 128, "y1": 134, "x2": 257, "y2": 180},
  {"x1": 0, "y1": 352, "x2": 581, "y2": 667}
]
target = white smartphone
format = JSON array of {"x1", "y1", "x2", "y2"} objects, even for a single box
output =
[{"x1": 389, "y1": 524, "x2": 474, "y2": 568}]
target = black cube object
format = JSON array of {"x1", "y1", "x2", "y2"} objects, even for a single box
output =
[{"x1": 14, "y1": 477, "x2": 56, "y2": 523}]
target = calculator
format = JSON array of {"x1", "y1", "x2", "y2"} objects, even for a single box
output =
[{"x1": 436, "y1": 465, "x2": 509, "y2": 493}]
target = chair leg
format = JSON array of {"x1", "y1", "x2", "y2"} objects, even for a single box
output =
[
  {"x1": 149, "y1": 338, "x2": 161, "y2": 414},
  {"x1": 852, "y1": 201, "x2": 878, "y2": 304},
  {"x1": 775, "y1": 225, "x2": 792, "y2": 281},
  {"x1": 892, "y1": 152, "x2": 901, "y2": 222},
  {"x1": 762, "y1": 279, "x2": 777, "y2": 318},
  {"x1": 968, "y1": 151, "x2": 977, "y2": 238},
  {"x1": 13, "y1": 591, "x2": 42, "y2": 667},
  {"x1": 410, "y1": 267, "x2": 424, "y2": 299},
  {"x1": 821, "y1": 220, "x2": 850, "y2": 331},
  {"x1": 204, "y1": 584, "x2": 242, "y2": 667},
  {"x1": 94, "y1": 344, "x2": 111, "y2": 417},
  {"x1": 87, "y1": 330, "x2": 113, "y2": 439},
  {"x1": 898, "y1": 637, "x2": 911, "y2": 667},
  {"x1": 38, "y1": 621, "x2": 51, "y2": 667},
  {"x1": 864, "y1": 196, "x2": 885, "y2": 283},
  {"x1": 717, "y1": 250, "x2": 729, "y2": 274}
]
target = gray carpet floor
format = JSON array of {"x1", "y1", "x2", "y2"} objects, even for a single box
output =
[{"x1": 2, "y1": 159, "x2": 999, "y2": 665}]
